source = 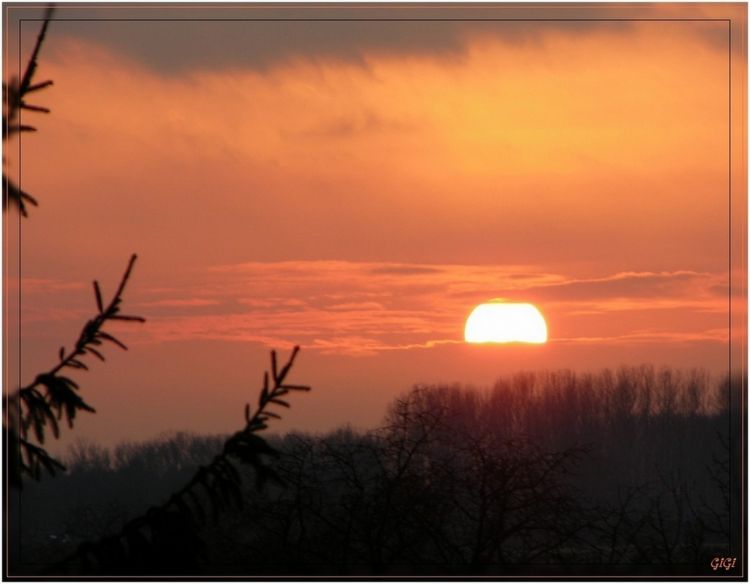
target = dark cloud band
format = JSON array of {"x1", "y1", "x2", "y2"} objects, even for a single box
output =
[{"x1": 7, "y1": 4, "x2": 731, "y2": 74}]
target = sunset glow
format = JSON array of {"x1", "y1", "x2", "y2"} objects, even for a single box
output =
[
  {"x1": 4, "y1": 2, "x2": 743, "y2": 446},
  {"x1": 4, "y1": 4, "x2": 745, "y2": 578},
  {"x1": 464, "y1": 303, "x2": 548, "y2": 344}
]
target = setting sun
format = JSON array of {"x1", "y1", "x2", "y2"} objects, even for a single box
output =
[{"x1": 464, "y1": 302, "x2": 548, "y2": 344}]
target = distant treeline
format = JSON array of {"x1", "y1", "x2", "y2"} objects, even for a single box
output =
[{"x1": 11, "y1": 366, "x2": 740, "y2": 576}]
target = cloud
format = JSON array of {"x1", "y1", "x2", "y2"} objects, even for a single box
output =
[
  {"x1": 14, "y1": 278, "x2": 86, "y2": 293},
  {"x1": 368, "y1": 264, "x2": 444, "y2": 276},
  {"x1": 10, "y1": 9, "x2": 734, "y2": 359},
  {"x1": 554, "y1": 328, "x2": 728, "y2": 345},
  {"x1": 237, "y1": 298, "x2": 308, "y2": 309},
  {"x1": 35, "y1": 11, "x2": 623, "y2": 74},
  {"x1": 18, "y1": 260, "x2": 728, "y2": 357},
  {"x1": 518, "y1": 271, "x2": 716, "y2": 301},
  {"x1": 294, "y1": 112, "x2": 415, "y2": 140},
  {"x1": 328, "y1": 302, "x2": 386, "y2": 311},
  {"x1": 100, "y1": 261, "x2": 729, "y2": 355},
  {"x1": 19, "y1": 23, "x2": 730, "y2": 277},
  {"x1": 136, "y1": 298, "x2": 220, "y2": 308},
  {"x1": 5, "y1": 4, "x2": 734, "y2": 76}
]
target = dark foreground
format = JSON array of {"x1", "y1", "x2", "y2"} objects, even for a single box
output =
[{"x1": 7, "y1": 366, "x2": 744, "y2": 578}]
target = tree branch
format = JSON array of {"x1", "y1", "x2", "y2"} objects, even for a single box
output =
[{"x1": 6, "y1": 254, "x2": 144, "y2": 486}]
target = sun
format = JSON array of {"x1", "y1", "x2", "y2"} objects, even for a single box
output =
[{"x1": 464, "y1": 302, "x2": 548, "y2": 344}]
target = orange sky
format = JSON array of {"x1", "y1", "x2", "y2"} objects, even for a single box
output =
[{"x1": 4, "y1": 3, "x2": 747, "y2": 448}]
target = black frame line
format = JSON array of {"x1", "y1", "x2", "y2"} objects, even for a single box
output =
[{"x1": 6, "y1": 9, "x2": 743, "y2": 580}]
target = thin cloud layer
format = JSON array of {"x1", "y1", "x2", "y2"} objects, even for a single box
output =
[
  {"x1": 519, "y1": 271, "x2": 721, "y2": 301},
  {"x1": 20, "y1": 262, "x2": 726, "y2": 356}
]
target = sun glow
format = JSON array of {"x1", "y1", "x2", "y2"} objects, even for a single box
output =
[{"x1": 464, "y1": 303, "x2": 548, "y2": 344}]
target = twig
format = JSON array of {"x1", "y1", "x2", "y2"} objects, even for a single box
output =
[
  {"x1": 64, "y1": 348, "x2": 310, "y2": 574},
  {"x1": 6, "y1": 254, "x2": 144, "y2": 485},
  {"x1": 3, "y1": 5, "x2": 55, "y2": 216}
]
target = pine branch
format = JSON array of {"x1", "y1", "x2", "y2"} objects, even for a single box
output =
[
  {"x1": 6, "y1": 254, "x2": 144, "y2": 486},
  {"x1": 64, "y1": 348, "x2": 311, "y2": 575},
  {"x1": 2, "y1": 174, "x2": 38, "y2": 216},
  {"x1": 3, "y1": 5, "x2": 54, "y2": 216}
]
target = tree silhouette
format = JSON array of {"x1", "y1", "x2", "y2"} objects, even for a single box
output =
[
  {"x1": 6, "y1": 255, "x2": 144, "y2": 487},
  {"x1": 4, "y1": 11, "x2": 317, "y2": 577},
  {"x1": 3, "y1": 5, "x2": 54, "y2": 216},
  {"x1": 59, "y1": 347, "x2": 310, "y2": 576},
  {"x1": 3, "y1": 8, "x2": 147, "y2": 488}
]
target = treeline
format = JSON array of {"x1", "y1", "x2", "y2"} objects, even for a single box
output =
[
  {"x1": 11, "y1": 433, "x2": 226, "y2": 567},
  {"x1": 13, "y1": 366, "x2": 739, "y2": 576}
]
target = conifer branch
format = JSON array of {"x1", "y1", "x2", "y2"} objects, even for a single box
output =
[
  {"x1": 6, "y1": 254, "x2": 144, "y2": 486},
  {"x1": 3, "y1": 5, "x2": 54, "y2": 216},
  {"x1": 65, "y1": 348, "x2": 311, "y2": 574}
]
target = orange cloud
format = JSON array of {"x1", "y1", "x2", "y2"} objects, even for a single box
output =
[
  {"x1": 19, "y1": 261, "x2": 726, "y2": 356},
  {"x1": 15, "y1": 20, "x2": 732, "y2": 275}
]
